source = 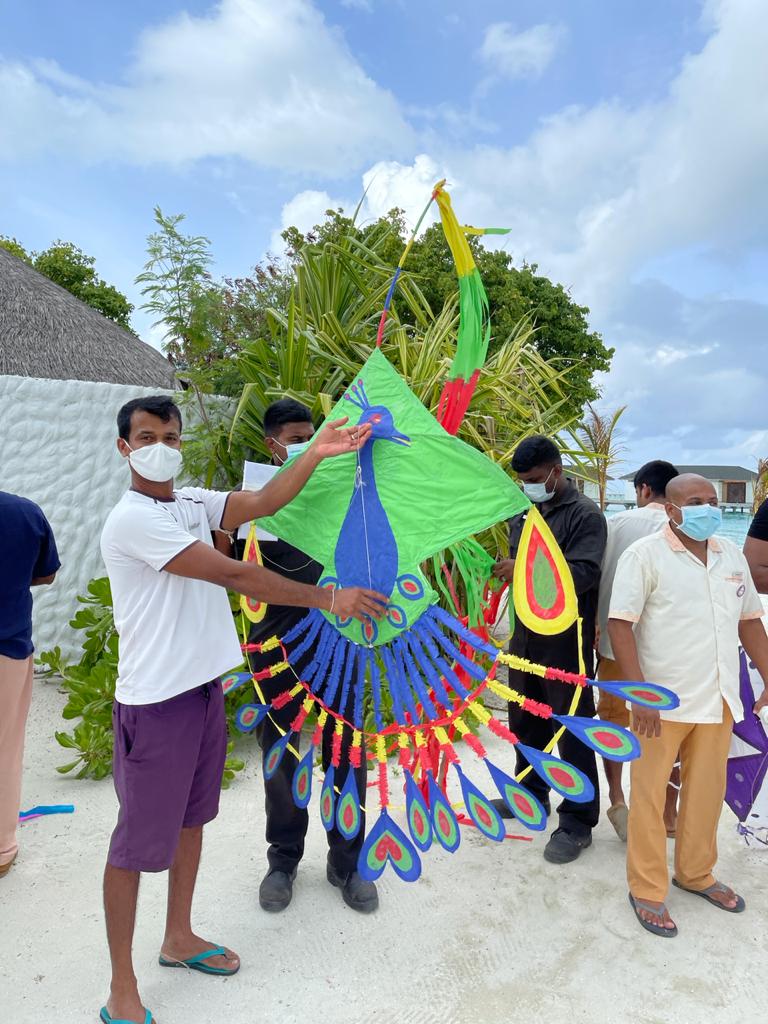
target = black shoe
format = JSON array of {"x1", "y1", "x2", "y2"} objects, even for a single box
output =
[
  {"x1": 259, "y1": 867, "x2": 297, "y2": 912},
  {"x1": 543, "y1": 828, "x2": 592, "y2": 864},
  {"x1": 491, "y1": 797, "x2": 551, "y2": 821},
  {"x1": 327, "y1": 862, "x2": 379, "y2": 913}
]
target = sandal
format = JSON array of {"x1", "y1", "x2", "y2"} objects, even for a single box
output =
[
  {"x1": 671, "y1": 878, "x2": 745, "y2": 913},
  {"x1": 0, "y1": 854, "x2": 17, "y2": 879},
  {"x1": 628, "y1": 893, "x2": 678, "y2": 937},
  {"x1": 607, "y1": 803, "x2": 628, "y2": 842},
  {"x1": 99, "y1": 1007, "x2": 153, "y2": 1024},
  {"x1": 158, "y1": 944, "x2": 240, "y2": 976}
]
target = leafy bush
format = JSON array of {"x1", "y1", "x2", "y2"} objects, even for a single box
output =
[{"x1": 38, "y1": 577, "x2": 245, "y2": 786}]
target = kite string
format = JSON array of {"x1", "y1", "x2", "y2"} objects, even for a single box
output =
[{"x1": 355, "y1": 447, "x2": 374, "y2": 592}]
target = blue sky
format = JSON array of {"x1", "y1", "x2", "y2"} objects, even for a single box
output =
[{"x1": 2, "y1": 0, "x2": 766, "y2": 472}]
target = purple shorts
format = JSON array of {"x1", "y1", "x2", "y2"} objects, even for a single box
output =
[{"x1": 108, "y1": 680, "x2": 227, "y2": 872}]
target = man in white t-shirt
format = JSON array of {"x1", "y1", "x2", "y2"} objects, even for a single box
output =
[
  {"x1": 99, "y1": 395, "x2": 387, "y2": 1024},
  {"x1": 609, "y1": 474, "x2": 768, "y2": 939},
  {"x1": 595, "y1": 459, "x2": 678, "y2": 840}
]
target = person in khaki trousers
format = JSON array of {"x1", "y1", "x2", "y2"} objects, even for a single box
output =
[
  {"x1": 0, "y1": 491, "x2": 60, "y2": 878},
  {"x1": 608, "y1": 474, "x2": 768, "y2": 938}
]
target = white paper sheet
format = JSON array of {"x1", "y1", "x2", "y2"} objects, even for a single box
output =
[{"x1": 237, "y1": 461, "x2": 280, "y2": 541}]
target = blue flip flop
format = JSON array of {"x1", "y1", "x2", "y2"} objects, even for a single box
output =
[
  {"x1": 158, "y1": 945, "x2": 240, "y2": 976},
  {"x1": 99, "y1": 1007, "x2": 153, "y2": 1024}
]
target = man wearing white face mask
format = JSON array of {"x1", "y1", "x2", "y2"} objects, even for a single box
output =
[
  {"x1": 609, "y1": 474, "x2": 768, "y2": 939},
  {"x1": 492, "y1": 435, "x2": 607, "y2": 864},
  {"x1": 98, "y1": 396, "x2": 388, "y2": 1024}
]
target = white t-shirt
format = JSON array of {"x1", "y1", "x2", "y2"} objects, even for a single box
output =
[
  {"x1": 597, "y1": 503, "x2": 668, "y2": 659},
  {"x1": 100, "y1": 488, "x2": 244, "y2": 705},
  {"x1": 609, "y1": 526, "x2": 765, "y2": 724}
]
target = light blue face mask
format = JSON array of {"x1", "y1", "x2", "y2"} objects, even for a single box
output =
[
  {"x1": 284, "y1": 442, "x2": 308, "y2": 460},
  {"x1": 522, "y1": 467, "x2": 556, "y2": 504},
  {"x1": 270, "y1": 438, "x2": 307, "y2": 466},
  {"x1": 672, "y1": 503, "x2": 722, "y2": 541}
]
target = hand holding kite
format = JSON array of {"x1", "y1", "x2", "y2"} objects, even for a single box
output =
[{"x1": 313, "y1": 416, "x2": 372, "y2": 460}]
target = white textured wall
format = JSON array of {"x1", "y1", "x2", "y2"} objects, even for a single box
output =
[{"x1": 1, "y1": 374, "x2": 176, "y2": 661}]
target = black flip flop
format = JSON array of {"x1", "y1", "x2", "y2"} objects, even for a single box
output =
[
  {"x1": 672, "y1": 878, "x2": 745, "y2": 913},
  {"x1": 628, "y1": 892, "x2": 678, "y2": 937}
]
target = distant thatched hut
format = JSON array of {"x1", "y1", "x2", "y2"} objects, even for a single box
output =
[
  {"x1": 0, "y1": 245, "x2": 175, "y2": 386},
  {"x1": 0, "y1": 245, "x2": 179, "y2": 657}
]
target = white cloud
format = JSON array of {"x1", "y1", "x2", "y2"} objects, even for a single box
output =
[
  {"x1": 269, "y1": 188, "x2": 350, "y2": 252},
  {"x1": 340, "y1": 0, "x2": 373, "y2": 11},
  {"x1": 0, "y1": 0, "x2": 412, "y2": 176},
  {"x1": 266, "y1": 156, "x2": 442, "y2": 255},
  {"x1": 653, "y1": 343, "x2": 718, "y2": 367},
  {"x1": 479, "y1": 22, "x2": 566, "y2": 81},
  {"x1": 361, "y1": 155, "x2": 446, "y2": 229}
]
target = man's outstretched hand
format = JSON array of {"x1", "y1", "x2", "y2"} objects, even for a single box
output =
[
  {"x1": 314, "y1": 417, "x2": 372, "y2": 460},
  {"x1": 331, "y1": 586, "x2": 389, "y2": 623}
]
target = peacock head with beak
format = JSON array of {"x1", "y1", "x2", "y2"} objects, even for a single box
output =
[{"x1": 344, "y1": 379, "x2": 411, "y2": 447}]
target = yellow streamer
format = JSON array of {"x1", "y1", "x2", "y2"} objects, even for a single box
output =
[
  {"x1": 487, "y1": 677, "x2": 527, "y2": 708},
  {"x1": 434, "y1": 184, "x2": 475, "y2": 278},
  {"x1": 434, "y1": 726, "x2": 451, "y2": 747},
  {"x1": 466, "y1": 701, "x2": 491, "y2": 726}
]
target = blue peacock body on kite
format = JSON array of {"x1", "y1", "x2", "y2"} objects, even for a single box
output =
[{"x1": 321, "y1": 377, "x2": 430, "y2": 646}]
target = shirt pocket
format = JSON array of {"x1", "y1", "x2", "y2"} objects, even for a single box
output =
[{"x1": 718, "y1": 569, "x2": 748, "y2": 613}]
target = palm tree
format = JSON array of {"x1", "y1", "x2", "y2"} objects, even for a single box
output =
[
  {"x1": 753, "y1": 457, "x2": 768, "y2": 514},
  {"x1": 573, "y1": 403, "x2": 627, "y2": 510}
]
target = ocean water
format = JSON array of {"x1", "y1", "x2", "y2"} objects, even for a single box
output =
[{"x1": 604, "y1": 508, "x2": 753, "y2": 548}]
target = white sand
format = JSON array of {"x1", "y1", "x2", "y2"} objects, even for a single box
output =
[{"x1": 1, "y1": 679, "x2": 765, "y2": 1024}]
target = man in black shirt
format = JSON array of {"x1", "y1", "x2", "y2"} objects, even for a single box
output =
[
  {"x1": 493, "y1": 436, "x2": 607, "y2": 864},
  {"x1": 744, "y1": 497, "x2": 768, "y2": 593},
  {"x1": 247, "y1": 400, "x2": 378, "y2": 914}
]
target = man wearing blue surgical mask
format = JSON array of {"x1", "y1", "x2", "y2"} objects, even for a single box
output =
[
  {"x1": 247, "y1": 399, "x2": 378, "y2": 915},
  {"x1": 492, "y1": 435, "x2": 607, "y2": 864},
  {"x1": 609, "y1": 474, "x2": 768, "y2": 939}
]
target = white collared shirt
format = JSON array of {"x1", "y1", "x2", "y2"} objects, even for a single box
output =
[
  {"x1": 597, "y1": 502, "x2": 668, "y2": 659},
  {"x1": 609, "y1": 525, "x2": 765, "y2": 723}
]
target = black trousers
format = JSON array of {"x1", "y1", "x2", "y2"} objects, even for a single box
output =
[
  {"x1": 249, "y1": 653, "x2": 367, "y2": 876},
  {"x1": 507, "y1": 668, "x2": 600, "y2": 836}
]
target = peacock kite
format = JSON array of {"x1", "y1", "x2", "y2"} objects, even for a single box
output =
[{"x1": 225, "y1": 182, "x2": 679, "y2": 882}]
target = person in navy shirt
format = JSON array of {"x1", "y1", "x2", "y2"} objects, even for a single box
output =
[{"x1": 0, "y1": 491, "x2": 60, "y2": 878}]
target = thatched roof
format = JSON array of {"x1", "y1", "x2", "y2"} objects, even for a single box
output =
[{"x1": 0, "y1": 246, "x2": 177, "y2": 388}]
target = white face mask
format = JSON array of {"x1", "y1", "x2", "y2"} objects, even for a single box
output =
[
  {"x1": 522, "y1": 467, "x2": 556, "y2": 503},
  {"x1": 126, "y1": 442, "x2": 182, "y2": 483}
]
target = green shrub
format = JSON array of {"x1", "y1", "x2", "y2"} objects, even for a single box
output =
[{"x1": 38, "y1": 577, "x2": 245, "y2": 786}]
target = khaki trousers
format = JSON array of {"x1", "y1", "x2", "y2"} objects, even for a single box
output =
[
  {"x1": 627, "y1": 702, "x2": 733, "y2": 902},
  {"x1": 0, "y1": 654, "x2": 34, "y2": 866}
]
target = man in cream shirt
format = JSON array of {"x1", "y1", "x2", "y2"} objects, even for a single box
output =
[
  {"x1": 609, "y1": 474, "x2": 768, "y2": 939},
  {"x1": 595, "y1": 460, "x2": 678, "y2": 840}
]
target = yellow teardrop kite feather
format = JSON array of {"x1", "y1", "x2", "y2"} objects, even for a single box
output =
[{"x1": 512, "y1": 506, "x2": 578, "y2": 635}]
